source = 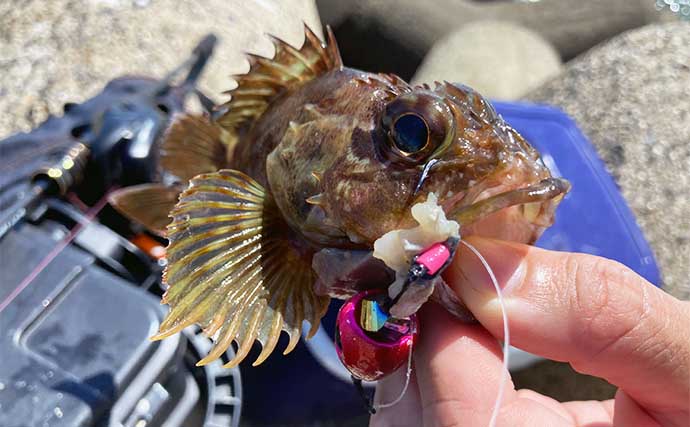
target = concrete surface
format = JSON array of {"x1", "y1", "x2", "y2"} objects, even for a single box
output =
[{"x1": 412, "y1": 20, "x2": 562, "y2": 100}]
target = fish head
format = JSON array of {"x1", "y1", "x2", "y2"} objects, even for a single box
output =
[{"x1": 316, "y1": 80, "x2": 569, "y2": 246}]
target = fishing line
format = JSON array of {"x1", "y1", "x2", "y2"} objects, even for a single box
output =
[
  {"x1": 373, "y1": 338, "x2": 414, "y2": 411},
  {"x1": 460, "y1": 239, "x2": 510, "y2": 427},
  {"x1": 0, "y1": 192, "x2": 111, "y2": 314}
]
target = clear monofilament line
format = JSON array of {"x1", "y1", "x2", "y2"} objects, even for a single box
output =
[
  {"x1": 460, "y1": 239, "x2": 510, "y2": 427},
  {"x1": 374, "y1": 339, "x2": 414, "y2": 410}
]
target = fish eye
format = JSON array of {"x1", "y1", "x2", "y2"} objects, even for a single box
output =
[
  {"x1": 391, "y1": 113, "x2": 429, "y2": 154},
  {"x1": 381, "y1": 93, "x2": 454, "y2": 164}
]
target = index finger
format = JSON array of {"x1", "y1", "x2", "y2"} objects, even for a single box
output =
[
  {"x1": 412, "y1": 304, "x2": 571, "y2": 427},
  {"x1": 445, "y1": 236, "x2": 690, "y2": 413}
]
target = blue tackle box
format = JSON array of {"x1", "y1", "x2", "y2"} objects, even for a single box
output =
[{"x1": 493, "y1": 101, "x2": 661, "y2": 286}]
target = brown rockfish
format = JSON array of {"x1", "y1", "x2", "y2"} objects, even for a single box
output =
[{"x1": 110, "y1": 25, "x2": 569, "y2": 368}]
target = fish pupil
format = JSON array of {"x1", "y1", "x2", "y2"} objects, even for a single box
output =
[{"x1": 393, "y1": 114, "x2": 428, "y2": 154}]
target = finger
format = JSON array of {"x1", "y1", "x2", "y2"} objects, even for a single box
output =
[
  {"x1": 561, "y1": 400, "x2": 612, "y2": 426},
  {"x1": 602, "y1": 399, "x2": 615, "y2": 419},
  {"x1": 516, "y1": 389, "x2": 573, "y2": 421},
  {"x1": 370, "y1": 366, "x2": 422, "y2": 427},
  {"x1": 414, "y1": 303, "x2": 574, "y2": 426},
  {"x1": 447, "y1": 236, "x2": 690, "y2": 412},
  {"x1": 495, "y1": 398, "x2": 573, "y2": 427},
  {"x1": 515, "y1": 390, "x2": 616, "y2": 426},
  {"x1": 613, "y1": 389, "x2": 661, "y2": 427},
  {"x1": 414, "y1": 303, "x2": 514, "y2": 426}
]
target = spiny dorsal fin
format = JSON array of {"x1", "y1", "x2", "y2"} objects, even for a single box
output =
[
  {"x1": 151, "y1": 169, "x2": 329, "y2": 367},
  {"x1": 108, "y1": 183, "x2": 182, "y2": 237},
  {"x1": 160, "y1": 114, "x2": 234, "y2": 182},
  {"x1": 216, "y1": 25, "x2": 342, "y2": 131}
]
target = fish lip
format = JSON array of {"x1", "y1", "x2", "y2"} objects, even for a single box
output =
[{"x1": 444, "y1": 177, "x2": 571, "y2": 225}]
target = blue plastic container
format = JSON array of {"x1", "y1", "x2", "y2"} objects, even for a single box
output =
[{"x1": 494, "y1": 101, "x2": 661, "y2": 286}]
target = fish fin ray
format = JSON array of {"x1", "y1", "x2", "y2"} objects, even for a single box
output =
[
  {"x1": 160, "y1": 114, "x2": 234, "y2": 181},
  {"x1": 156, "y1": 169, "x2": 329, "y2": 367},
  {"x1": 108, "y1": 184, "x2": 181, "y2": 236},
  {"x1": 217, "y1": 25, "x2": 342, "y2": 131}
]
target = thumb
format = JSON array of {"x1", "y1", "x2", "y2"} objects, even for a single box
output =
[{"x1": 445, "y1": 236, "x2": 690, "y2": 417}]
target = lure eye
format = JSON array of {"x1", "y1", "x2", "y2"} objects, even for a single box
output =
[
  {"x1": 380, "y1": 92, "x2": 454, "y2": 164},
  {"x1": 391, "y1": 113, "x2": 429, "y2": 154}
]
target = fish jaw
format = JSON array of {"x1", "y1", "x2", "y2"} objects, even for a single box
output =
[
  {"x1": 435, "y1": 144, "x2": 570, "y2": 244},
  {"x1": 448, "y1": 176, "x2": 570, "y2": 244}
]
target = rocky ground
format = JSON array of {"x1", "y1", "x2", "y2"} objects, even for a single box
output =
[
  {"x1": 1, "y1": 0, "x2": 688, "y2": 424},
  {"x1": 0, "y1": 0, "x2": 322, "y2": 135},
  {"x1": 527, "y1": 22, "x2": 690, "y2": 300},
  {"x1": 412, "y1": 20, "x2": 563, "y2": 100}
]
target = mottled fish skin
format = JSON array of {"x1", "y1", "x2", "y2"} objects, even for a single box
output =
[
  {"x1": 239, "y1": 69, "x2": 565, "y2": 248},
  {"x1": 143, "y1": 25, "x2": 569, "y2": 368}
]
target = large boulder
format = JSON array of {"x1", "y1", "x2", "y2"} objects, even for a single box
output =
[
  {"x1": 318, "y1": 0, "x2": 673, "y2": 60},
  {"x1": 412, "y1": 21, "x2": 562, "y2": 100},
  {"x1": 527, "y1": 22, "x2": 690, "y2": 299}
]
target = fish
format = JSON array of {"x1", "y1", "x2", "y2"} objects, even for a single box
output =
[
  {"x1": 110, "y1": 25, "x2": 570, "y2": 368},
  {"x1": 108, "y1": 113, "x2": 233, "y2": 236}
]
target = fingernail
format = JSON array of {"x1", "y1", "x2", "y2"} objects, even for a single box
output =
[{"x1": 452, "y1": 237, "x2": 527, "y2": 296}]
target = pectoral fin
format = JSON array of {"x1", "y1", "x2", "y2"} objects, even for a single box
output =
[
  {"x1": 108, "y1": 184, "x2": 181, "y2": 236},
  {"x1": 151, "y1": 169, "x2": 329, "y2": 367},
  {"x1": 160, "y1": 114, "x2": 234, "y2": 181}
]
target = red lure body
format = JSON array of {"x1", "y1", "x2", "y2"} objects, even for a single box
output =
[{"x1": 335, "y1": 289, "x2": 417, "y2": 382}]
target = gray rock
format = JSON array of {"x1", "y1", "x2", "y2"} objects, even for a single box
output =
[
  {"x1": 526, "y1": 22, "x2": 690, "y2": 299},
  {"x1": 0, "y1": 0, "x2": 322, "y2": 136},
  {"x1": 318, "y1": 0, "x2": 674, "y2": 60},
  {"x1": 412, "y1": 21, "x2": 562, "y2": 100}
]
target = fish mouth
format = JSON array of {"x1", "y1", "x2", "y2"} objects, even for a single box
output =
[{"x1": 444, "y1": 177, "x2": 570, "y2": 227}]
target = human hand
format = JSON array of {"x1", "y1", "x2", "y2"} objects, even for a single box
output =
[{"x1": 370, "y1": 236, "x2": 690, "y2": 427}]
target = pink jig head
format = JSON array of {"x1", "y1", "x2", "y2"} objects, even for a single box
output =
[
  {"x1": 334, "y1": 237, "x2": 458, "y2": 413},
  {"x1": 335, "y1": 237, "x2": 456, "y2": 383},
  {"x1": 335, "y1": 289, "x2": 417, "y2": 382}
]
